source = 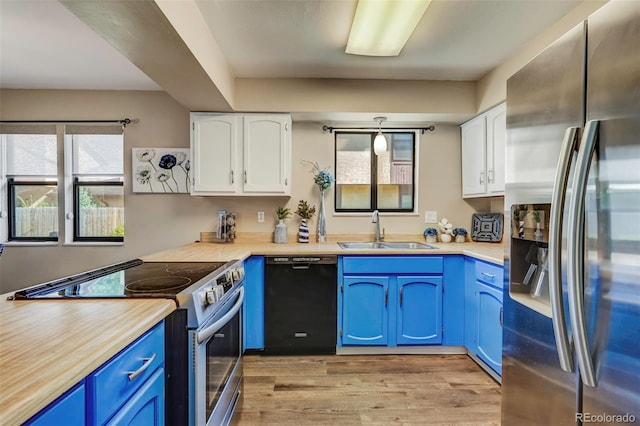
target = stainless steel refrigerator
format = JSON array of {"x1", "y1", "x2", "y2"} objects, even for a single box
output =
[{"x1": 503, "y1": 1, "x2": 639, "y2": 424}]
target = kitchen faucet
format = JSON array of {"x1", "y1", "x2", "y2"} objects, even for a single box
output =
[{"x1": 372, "y1": 210, "x2": 384, "y2": 242}]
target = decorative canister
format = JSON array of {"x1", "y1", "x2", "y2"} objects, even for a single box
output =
[
  {"x1": 440, "y1": 234, "x2": 452, "y2": 243},
  {"x1": 274, "y1": 219, "x2": 288, "y2": 244},
  {"x1": 298, "y1": 219, "x2": 310, "y2": 243},
  {"x1": 455, "y1": 235, "x2": 466, "y2": 243},
  {"x1": 425, "y1": 235, "x2": 437, "y2": 243}
]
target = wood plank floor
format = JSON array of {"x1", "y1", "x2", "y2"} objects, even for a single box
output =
[{"x1": 232, "y1": 354, "x2": 501, "y2": 425}]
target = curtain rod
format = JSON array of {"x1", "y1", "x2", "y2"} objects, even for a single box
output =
[
  {"x1": 322, "y1": 125, "x2": 435, "y2": 134},
  {"x1": 0, "y1": 118, "x2": 133, "y2": 126}
]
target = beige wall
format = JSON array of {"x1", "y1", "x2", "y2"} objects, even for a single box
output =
[{"x1": 0, "y1": 89, "x2": 493, "y2": 293}]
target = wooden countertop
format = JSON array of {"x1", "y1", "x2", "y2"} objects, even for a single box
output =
[
  {"x1": 141, "y1": 239, "x2": 505, "y2": 265},
  {"x1": 0, "y1": 298, "x2": 175, "y2": 425},
  {"x1": 1, "y1": 235, "x2": 502, "y2": 424}
]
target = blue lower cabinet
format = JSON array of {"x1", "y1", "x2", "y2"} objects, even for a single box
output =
[
  {"x1": 25, "y1": 382, "x2": 85, "y2": 426},
  {"x1": 476, "y1": 281, "x2": 503, "y2": 375},
  {"x1": 341, "y1": 276, "x2": 389, "y2": 345},
  {"x1": 339, "y1": 255, "x2": 446, "y2": 348},
  {"x1": 396, "y1": 277, "x2": 442, "y2": 345},
  {"x1": 243, "y1": 255, "x2": 265, "y2": 350},
  {"x1": 465, "y1": 258, "x2": 504, "y2": 376},
  {"x1": 105, "y1": 368, "x2": 165, "y2": 426}
]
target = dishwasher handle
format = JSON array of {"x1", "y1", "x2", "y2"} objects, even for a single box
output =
[{"x1": 291, "y1": 264, "x2": 310, "y2": 270}]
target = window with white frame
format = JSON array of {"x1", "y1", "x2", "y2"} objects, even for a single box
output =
[
  {"x1": 1, "y1": 125, "x2": 58, "y2": 242},
  {"x1": 64, "y1": 125, "x2": 124, "y2": 243},
  {"x1": 335, "y1": 131, "x2": 416, "y2": 213}
]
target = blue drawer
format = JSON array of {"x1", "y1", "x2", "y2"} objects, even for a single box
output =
[
  {"x1": 342, "y1": 256, "x2": 444, "y2": 274},
  {"x1": 88, "y1": 322, "x2": 164, "y2": 425},
  {"x1": 475, "y1": 261, "x2": 504, "y2": 289}
]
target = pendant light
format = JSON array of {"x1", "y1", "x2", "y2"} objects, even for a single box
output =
[{"x1": 373, "y1": 116, "x2": 387, "y2": 155}]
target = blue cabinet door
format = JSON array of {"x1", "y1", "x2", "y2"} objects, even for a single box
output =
[
  {"x1": 396, "y1": 276, "x2": 442, "y2": 345},
  {"x1": 25, "y1": 382, "x2": 85, "y2": 426},
  {"x1": 243, "y1": 255, "x2": 265, "y2": 350},
  {"x1": 106, "y1": 367, "x2": 165, "y2": 426},
  {"x1": 341, "y1": 276, "x2": 389, "y2": 345},
  {"x1": 476, "y1": 281, "x2": 503, "y2": 375}
]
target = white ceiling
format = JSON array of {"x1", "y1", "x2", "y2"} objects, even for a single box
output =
[{"x1": 0, "y1": 0, "x2": 582, "y2": 91}]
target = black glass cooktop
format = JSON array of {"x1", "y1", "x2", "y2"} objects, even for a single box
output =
[{"x1": 12, "y1": 259, "x2": 227, "y2": 299}]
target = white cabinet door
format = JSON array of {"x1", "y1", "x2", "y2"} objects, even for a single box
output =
[
  {"x1": 190, "y1": 113, "x2": 291, "y2": 196},
  {"x1": 243, "y1": 115, "x2": 291, "y2": 195},
  {"x1": 191, "y1": 114, "x2": 240, "y2": 194},
  {"x1": 461, "y1": 115, "x2": 487, "y2": 197},
  {"x1": 460, "y1": 102, "x2": 506, "y2": 198},
  {"x1": 485, "y1": 103, "x2": 506, "y2": 195}
]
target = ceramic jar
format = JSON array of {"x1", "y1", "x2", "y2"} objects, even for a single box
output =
[
  {"x1": 274, "y1": 219, "x2": 288, "y2": 244},
  {"x1": 440, "y1": 233, "x2": 452, "y2": 243}
]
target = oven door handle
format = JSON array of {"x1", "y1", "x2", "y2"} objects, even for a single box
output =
[{"x1": 196, "y1": 287, "x2": 244, "y2": 344}]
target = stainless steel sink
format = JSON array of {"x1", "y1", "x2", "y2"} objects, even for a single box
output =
[
  {"x1": 337, "y1": 241, "x2": 437, "y2": 250},
  {"x1": 380, "y1": 241, "x2": 436, "y2": 249},
  {"x1": 337, "y1": 242, "x2": 387, "y2": 249}
]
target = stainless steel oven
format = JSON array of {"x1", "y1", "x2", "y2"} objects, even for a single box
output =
[{"x1": 189, "y1": 284, "x2": 244, "y2": 426}]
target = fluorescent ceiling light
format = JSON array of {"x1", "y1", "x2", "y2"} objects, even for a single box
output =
[{"x1": 346, "y1": 0, "x2": 432, "y2": 56}]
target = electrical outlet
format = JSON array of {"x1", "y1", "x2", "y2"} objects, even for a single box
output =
[
  {"x1": 257, "y1": 211, "x2": 265, "y2": 223},
  {"x1": 425, "y1": 211, "x2": 438, "y2": 223}
]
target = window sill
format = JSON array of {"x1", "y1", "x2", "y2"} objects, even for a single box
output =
[
  {"x1": 333, "y1": 211, "x2": 419, "y2": 217},
  {"x1": 63, "y1": 241, "x2": 124, "y2": 247},
  {"x1": 3, "y1": 241, "x2": 60, "y2": 247}
]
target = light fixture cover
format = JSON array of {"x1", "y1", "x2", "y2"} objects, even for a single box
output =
[
  {"x1": 374, "y1": 133, "x2": 387, "y2": 155},
  {"x1": 346, "y1": 0, "x2": 432, "y2": 56}
]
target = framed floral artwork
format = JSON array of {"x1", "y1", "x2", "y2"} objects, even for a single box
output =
[{"x1": 132, "y1": 148, "x2": 191, "y2": 193}]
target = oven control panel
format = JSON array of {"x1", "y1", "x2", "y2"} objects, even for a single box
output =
[{"x1": 200, "y1": 262, "x2": 244, "y2": 308}]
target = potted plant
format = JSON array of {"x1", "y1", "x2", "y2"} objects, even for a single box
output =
[
  {"x1": 423, "y1": 227, "x2": 438, "y2": 243},
  {"x1": 452, "y1": 227, "x2": 468, "y2": 243},
  {"x1": 274, "y1": 206, "x2": 291, "y2": 244},
  {"x1": 437, "y1": 218, "x2": 454, "y2": 243},
  {"x1": 295, "y1": 200, "x2": 316, "y2": 243}
]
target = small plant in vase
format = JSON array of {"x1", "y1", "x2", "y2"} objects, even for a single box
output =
[
  {"x1": 274, "y1": 206, "x2": 291, "y2": 244},
  {"x1": 295, "y1": 200, "x2": 316, "y2": 243},
  {"x1": 452, "y1": 227, "x2": 468, "y2": 243},
  {"x1": 423, "y1": 227, "x2": 438, "y2": 243},
  {"x1": 438, "y1": 218, "x2": 454, "y2": 243}
]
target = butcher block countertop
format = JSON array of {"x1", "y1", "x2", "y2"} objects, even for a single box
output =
[
  {"x1": 0, "y1": 298, "x2": 175, "y2": 425},
  {"x1": 1, "y1": 234, "x2": 502, "y2": 424},
  {"x1": 141, "y1": 235, "x2": 505, "y2": 265}
]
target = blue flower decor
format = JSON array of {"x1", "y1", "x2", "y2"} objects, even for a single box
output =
[{"x1": 133, "y1": 148, "x2": 191, "y2": 193}]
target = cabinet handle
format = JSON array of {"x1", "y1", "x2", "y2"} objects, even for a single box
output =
[
  {"x1": 481, "y1": 272, "x2": 495, "y2": 282},
  {"x1": 230, "y1": 170, "x2": 234, "y2": 184},
  {"x1": 499, "y1": 307, "x2": 503, "y2": 327},
  {"x1": 479, "y1": 172, "x2": 484, "y2": 184},
  {"x1": 384, "y1": 288, "x2": 388, "y2": 307},
  {"x1": 244, "y1": 170, "x2": 247, "y2": 183},
  {"x1": 488, "y1": 169, "x2": 494, "y2": 184},
  {"x1": 399, "y1": 287, "x2": 403, "y2": 306},
  {"x1": 285, "y1": 178, "x2": 288, "y2": 186},
  {"x1": 127, "y1": 353, "x2": 157, "y2": 381}
]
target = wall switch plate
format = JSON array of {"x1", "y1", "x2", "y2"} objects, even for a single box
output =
[
  {"x1": 425, "y1": 211, "x2": 438, "y2": 223},
  {"x1": 257, "y1": 211, "x2": 265, "y2": 223}
]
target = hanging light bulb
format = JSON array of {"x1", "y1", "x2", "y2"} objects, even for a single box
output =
[{"x1": 373, "y1": 116, "x2": 387, "y2": 155}]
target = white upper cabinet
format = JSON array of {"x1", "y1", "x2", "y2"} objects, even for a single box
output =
[
  {"x1": 460, "y1": 102, "x2": 506, "y2": 198},
  {"x1": 190, "y1": 113, "x2": 291, "y2": 196}
]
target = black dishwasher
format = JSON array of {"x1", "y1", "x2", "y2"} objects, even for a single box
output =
[{"x1": 264, "y1": 255, "x2": 337, "y2": 354}]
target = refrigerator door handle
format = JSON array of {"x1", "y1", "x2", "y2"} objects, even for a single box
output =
[
  {"x1": 567, "y1": 120, "x2": 599, "y2": 387},
  {"x1": 549, "y1": 126, "x2": 580, "y2": 372}
]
